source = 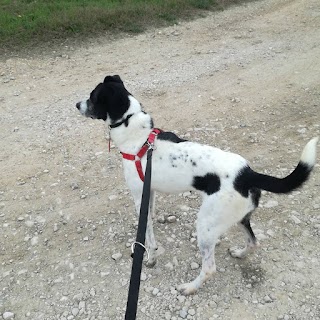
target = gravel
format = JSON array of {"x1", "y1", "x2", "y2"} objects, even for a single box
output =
[{"x1": 1, "y1": 0, "x2": 320, "y2": 319}]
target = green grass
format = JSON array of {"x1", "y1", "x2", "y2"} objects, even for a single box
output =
[{"x1": 0, "y1": 0, "x2": 239, "y2": 51}]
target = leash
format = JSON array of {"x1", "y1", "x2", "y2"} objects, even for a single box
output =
[{"x1": 124, "y1": 146, "x2": 154, "y2": 320}]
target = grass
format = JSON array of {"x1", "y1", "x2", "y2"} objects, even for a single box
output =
[{"x1": 0, "y1": 0, "x2": 241, "y2": 51}]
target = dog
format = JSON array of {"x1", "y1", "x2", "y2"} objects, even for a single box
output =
[{"x1": 76, "y1": 75, "x2": 318, "y2": 295}]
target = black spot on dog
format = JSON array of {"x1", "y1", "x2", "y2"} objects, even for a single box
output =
[
  {"x1": 191, "y1": 160, "x2": 197, "y2": 167},
  {"x1": 150, "y1": 118, "x2": 154, "y2": 128},
  {"x1": 158, "y1": 131, "x2": 187, "y2": 143},
  {"x1": 193, "y1": 173, "x2": 221, "y2": 195},
  {"x1": 234, "y1": 167, "x2": 260, "y2": 207},
  {"x1": 169, "y1": 154, "x2": 177, "y2": 162},
  {"x1": 234, "y1": 166, "x2": 254, "y2": 197}
]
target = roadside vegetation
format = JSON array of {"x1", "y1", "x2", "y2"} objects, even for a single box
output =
[{"x1": 0, "y1": 0, "x2": 243, "y2": 52}]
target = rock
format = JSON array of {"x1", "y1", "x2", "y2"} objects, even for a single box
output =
[
  {"x1": 141, "y1": 272, "x2": 147, "y2": 281},
  {"x1": 290, "y1": 215, "x2": 301, "y2": 224},
  {"x1": 71, "y1": 182, "x2": 79, "y2": 190},
  {"x1": 173, "y1": 257, "x2": 179, "y2": 266},
  {"x1": 112, "y1": 252, "x2": 122, "y2": 261},
  {"x1": 167, "y1": 215, "x2": 177, "y2": 223},
  {"x1": 266, "y1": 229, "x2": 275, "y2": 237},
  {"x1": 264, "y1": 200, "x2": 279, "y2": 208},
  {"x1": 297, "y1": 128, "x2": 307, "y2": 134},
  {"x1": 188, "y1": 308, "x2": 196, "y2": 316},
  {"x1": 79, "y1": 301, "x2": 86, "y2": 310},
  {"x1": 191, "y1": 262, "x2": 199, "y2": 270},
  {"x1": 165, "y1": 262, "x2": 174, "y2": 270},
  {"x1": 90, "y1": 288, "x2": 96, "y2": 296},
  {"x1": 157, "y1": 215, "x2": 166, "y2": 224},
  {"x1": 264, "y1": 295, "x2": 273, "y2": 303},
  {"x1": 179, "y1": 309, "x2": 188, "y2": 319},
  {"x1": 30, "y1": 236, "x2": 38, "y2": 246},
  {"x1": 152, "y1": 288, "x2": 159, "y2": 296},
  {"x1": 71, "y1": 308, "x2": 79, "y2": 316},
  {"x1": 2, "y1": 312, "x2": 15, "y2": 319}
]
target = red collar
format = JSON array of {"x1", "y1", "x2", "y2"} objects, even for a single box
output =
[{"x1": 120, "y1": 129, "x2": 161, "y2": 182}]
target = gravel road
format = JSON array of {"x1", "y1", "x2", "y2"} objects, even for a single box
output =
[{"x1": 1, "y1": 0, "x2": 320, "y2": 319}]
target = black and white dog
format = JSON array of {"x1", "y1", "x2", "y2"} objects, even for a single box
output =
[{"x1": 76, "y1": 75, "x2": 318, "y2": 295}]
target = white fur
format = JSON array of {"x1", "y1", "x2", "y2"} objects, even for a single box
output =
[{"x1": 300, "y1": 136, "x2": 318, "y2": 166}]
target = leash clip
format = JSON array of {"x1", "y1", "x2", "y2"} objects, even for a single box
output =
[
  {"x1": 131, "y1": 242, "x2": 149, "y2": 262},
  {"x1": 146, "y1": 141, "x2": 156, "y2": 151}
]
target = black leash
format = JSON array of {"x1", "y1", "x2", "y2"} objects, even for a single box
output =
[{"x1": 125, "y1": 148, "x2": 153, "y2": 320}]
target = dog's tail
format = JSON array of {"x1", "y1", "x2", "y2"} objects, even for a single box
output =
[{"x1": 236, "y1": 137, "x2": 318, "y2": 195}]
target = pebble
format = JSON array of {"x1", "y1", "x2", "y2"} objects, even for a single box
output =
[
  {"x1": 2, "y1": 312, "x2": 15, "y2": 319},
  {"x1": 179, "y1": 309, "x2": 188, "y2": 319},
  {"x1": 71, "y1": 308, "x2": 79, "y2": 316},
  {"x1": 152, "y1": 288, "x2": 159, "y2": 296},
  {"x1": 157, "y1": 215, "x2": 166, "y2": 224},
  {"x1": 30, "y1": 236, "x2": 38, "y2": 246},
  {"x1": 266, "y1": 229, "x2": 275, "y2": 237},
  {"x1": 264, "y1": 200, "x2": 279, "y2": 208},
  {"x1": 90, "y1": 288, "x2": 96, "y2": 297},
  {"x1": 264, "y1": 295, "x2": 273, "y2": 303},
  {"x1": 141, "y1": 272, "x2": 147, "y2": 281},
  {"x1": 78, "y1": 301, "x2": 86, "y2": 310},
  {"x1": 165, "y1": 262, "x2": 174, "y2": 270},
  {"x1": 188, "y1": 308, "x2": 196, "y2": 316},
  {"x1": 167, "y1": 215, "x2": 177, "y2": 223},
  {"x1": 71, "y1": 182, "x2": 79, "y2": 190},
  {"x1": 290, "y1": 215, "x2": 301, "y2": 224},
  {"x1": 112, "y1": 252, "x2": 122, "y2": 261},
  {"x1": 190, "y1": 262, "x2": 199, "y2": 270}
]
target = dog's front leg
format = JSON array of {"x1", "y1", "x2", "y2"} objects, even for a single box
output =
[{"x1": 132, "y1": 189, "x2": 158, "y2": 267}]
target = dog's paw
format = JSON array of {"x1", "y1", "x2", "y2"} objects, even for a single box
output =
[
  {"x1": 229, "y1": 246, "x2": 247, "y2": 258},
  {"x1": 145, "y1": 257, "x2": 157, "y2": 268},
  {"x1": 177, "y1": 282, "x2": 198, "y2": 296}
]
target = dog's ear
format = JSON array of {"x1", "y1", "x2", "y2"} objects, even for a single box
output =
[{"x1": 104, "y1": 75, "x2": 123, "y2": 84}]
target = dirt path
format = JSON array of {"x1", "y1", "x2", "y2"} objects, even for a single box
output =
[{"x1": 1, "y1": 0, "x2": 320, "y2": 319}]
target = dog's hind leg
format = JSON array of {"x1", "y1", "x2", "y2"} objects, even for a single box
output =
[
  {"x1": 229, "y1": 188, "x2": 261, "y2": 258},
  {"x1": 177, "y1": 196, "x2": 223, "y2": 295},
  {"x1": 229, "y1": 212, "x2": 259, "y2": 258},
  {"x1": 177, "y1": 242, "x2": 218, "y2": 296}
]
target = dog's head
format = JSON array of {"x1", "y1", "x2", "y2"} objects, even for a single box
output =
[{"x1": 76, "y1": 75, "x2": 134, "y2": 123}]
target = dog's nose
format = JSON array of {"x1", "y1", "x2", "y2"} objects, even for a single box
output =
[{"x1": 76, "y1": 102, "x2": 81, "y2": 110}]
